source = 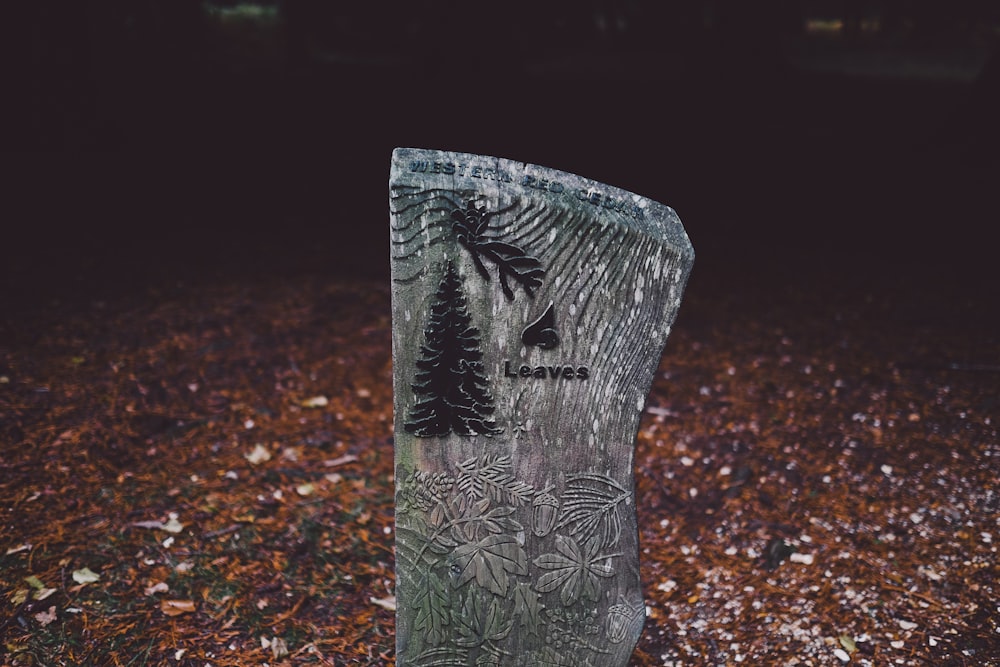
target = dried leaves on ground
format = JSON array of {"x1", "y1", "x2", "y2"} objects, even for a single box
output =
[{"x1": 0, "y1": 269, "x2": 997, "y2": 666}]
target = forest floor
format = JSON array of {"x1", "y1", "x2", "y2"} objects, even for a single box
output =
[{"x1": 1, "y1": 250, "x2": 997, "y2": 665}]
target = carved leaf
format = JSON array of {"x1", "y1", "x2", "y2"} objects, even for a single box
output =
[
  {"x1": 556, "y1": 473, "x2": 630, "y2": 549},
  {"x1": 454, "y1": 590, "x2": 514, "y2": 648},
  {"x1": 450, "y1": 534, "x2": 528, "y2": 597},
  {"x1": 430, "y1": 529, "x2": 459, "y2": 553},
  {"x1": 512, "y1": 582, "x2": 544, "y2": 636},
  {"x1": 395, "y1": 525, "x2": 443, "y2": 567},
  {"x1": 480, "y1": 505, "x2": 524, "y2": 535},
  {"x1": 412, "y1": 572, "x2": 450, "y2": 646},
  {"x1": 533, "y1": 535, "x2": 617, "y2": 607}
]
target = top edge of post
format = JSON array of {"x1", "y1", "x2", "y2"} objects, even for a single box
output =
[{"x1": 390, "y1": 147, "x2": 694, "y2": 260}]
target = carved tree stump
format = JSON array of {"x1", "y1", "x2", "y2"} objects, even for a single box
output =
[{"x1": 390, "y1": 148, "x2": 694, "y2": 667}]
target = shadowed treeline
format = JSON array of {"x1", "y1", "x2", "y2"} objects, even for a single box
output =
[
  {"x1": 3, "y1": 1, "x2": 998, "y2": 316},
  {"x1": 6, "y1": 0, "x2": 999, "y2": 151}
]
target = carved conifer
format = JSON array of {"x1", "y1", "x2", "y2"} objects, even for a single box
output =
[{"x1": 405, "y1": 261, "x2": 501, "y2": 437}]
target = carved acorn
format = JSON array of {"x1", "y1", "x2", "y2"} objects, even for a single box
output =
[
  {"x1": 606, "y1": 597, "x2": 644, "y2": 644},
  {"x1": 531, "y1": 490, "x2": 559, "y2": 537}
]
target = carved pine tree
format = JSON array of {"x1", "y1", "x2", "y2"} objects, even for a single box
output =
[{"x1": 405, "y1": 261, "x2": 501, "y2": 437}]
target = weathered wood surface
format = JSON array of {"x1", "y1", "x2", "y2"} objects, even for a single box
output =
[{"x1": 389, "y1": 148, "x2": 694, "y2": 667}]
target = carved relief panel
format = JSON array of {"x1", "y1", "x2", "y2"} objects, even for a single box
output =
[{"x1": 390, "y1": 148, "x2": 693, "y2": 666}]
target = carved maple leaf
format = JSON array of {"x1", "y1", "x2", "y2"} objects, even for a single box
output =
[
  {"x1": 448, "y1": 533, "x2": 528, "y2": 597},
  {"x1": 453, "y1": 589, "x2": 514, "y2": 648}
]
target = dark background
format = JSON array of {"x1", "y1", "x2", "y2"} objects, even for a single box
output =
[{"x1": 3, "y1": 0, "x2": 999, "y2": 316}]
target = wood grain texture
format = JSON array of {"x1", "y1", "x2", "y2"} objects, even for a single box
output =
[{"x1": 390, "y1": 148, "x2": 693, "y2": 666}]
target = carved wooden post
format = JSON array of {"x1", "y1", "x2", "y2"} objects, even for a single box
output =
[{"x1": 390, "y1": 148, "x2": 694, "y2": 667}]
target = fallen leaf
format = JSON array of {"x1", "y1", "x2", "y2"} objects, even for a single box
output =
[
  {"x1": 72, "y1": 568, "x2": 100, "y2": 585},
  {"x1": 33, "y1": 588, "x2": 57, "y2": 601},
  {"x1": 162, "y1": 514, "x2": 184, "y2": 534},
  {"x1": 10, "y1": 589, "x2": 28, "y2": 606},
  {"x1": 789, "y1": 552, "x2": 815, "y2": 565},
  {"x1": 145, "y1": 582, "x2": 169, "y2": 596},
  {"x1": 34, "y1": 606, "x2": 57, "y2": 627},
  {"x1": 5, "y1": 544, "x2": 31, "y2": 555},
  {"x1": 301, "y1": 395, "x2": 328, "y2": 408},
  {"x1": 160, "y1": 599, "x2": 196, "y2": 616},
  {"x1": 244, "y1": 444, "x2": 271, "y2": 465},
  {"x1": 295, "y1": 483, "x2": 315, "y2": 496},
  {"x1": 24, "y1": 575, "x2": 45, "y2": 590},
  {"x1": 839, "y1": 634, "x2": 857, "y2": 653},
  {"x1": 271, "y1": 637, "x2": 289, "y2": 659},
  {"x1": 370, "y1": 596, "x2": 396, "y2": 611},
  {"x1": 132, "y1": 520, "x2": 165, "y2": 530},
  {"x1": 323, "y1": 454, "x2": 359, "y2": 468}
]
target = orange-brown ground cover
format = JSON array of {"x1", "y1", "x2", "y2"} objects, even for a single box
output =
[{"x1": 1, "y1": 265, "x2": 997, "y2": 665}]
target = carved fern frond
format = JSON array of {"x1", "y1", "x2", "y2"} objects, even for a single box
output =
[{"x1": 456, "y1": 455, "x2": 534, "y2": 507}]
